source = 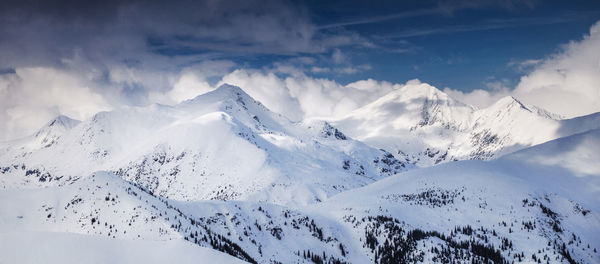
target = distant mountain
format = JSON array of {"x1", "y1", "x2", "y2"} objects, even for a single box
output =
[
  {"x1": 333, "y1": 82, "x2": 600, "y2": 167},
  {"x1": 0, "y1": 84, "x2": 410, "y2": 205},
  {"x1": 27, "y1": 115, "x2": 81, "y2": 150}
]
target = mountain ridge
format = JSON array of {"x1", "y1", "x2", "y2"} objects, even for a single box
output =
[
  {"x1": 1, "y1": 121, "x2": 598, "y2": 264},
  {"x1": 0, "y1": 84, "x2": 411, "y2": 206},
  {"x1": 333, "y1": 82, "x2": 599, "y2": 167}
]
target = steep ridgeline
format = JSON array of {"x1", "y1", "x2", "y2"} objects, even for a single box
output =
[
  {"x1": 333, "y1": 82, "x2": 600, "y2": 167},
  {"x1": 0, "y1": 84, "x2": 410, "y2": 205}
]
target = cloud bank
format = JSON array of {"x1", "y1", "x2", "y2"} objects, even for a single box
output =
[
  {"x1": 0, "y1": 0, "x2": 369, "y2": 141},
  {"x1": 511, "y1": 21, "x2": 600, "y2": 118},
  {"x1": 444, "y1": 21, "x2": 600, "y2": 116}
]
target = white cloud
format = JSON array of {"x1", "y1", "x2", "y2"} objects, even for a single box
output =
[
  {"x1": 310, "y1": 66, "x2": 331, "y2": 73},
  {"x1": 0, "y1": 58, "x2": 237, "y2": 141},
  {"x1": 507, "y1": 59, "x2": 542, "y2": 72},
  {"x1": 336, "y1": 64, "x2": 372, "y2": 74},
  {"x1": 332, "y1": 49, "x2": 346, "y2": 64},
  {"x1": 148, "y1": 60, "x2": 235, "y2": 105},
  {"x1": 511, "y1": 21, "x2": 600, "y2": 118},
  {"x1": 150, "y1": 72, "x2": 213, "y2": 105},
  {"x1": 443, "y1": 79, "x2": 512, "y2": 108},
  {"x1": 0, "y1": 67, "x2": 111, "y2": 141},
  {"x1": 443, "y1": 87, "x2": 511, "y2": 109},
  {"x1": 442, "y1": 21, "x2": 600, "y2": 116},
  {"x1": 218, "y1": 70, "x2": 399, "y2": 121},
  {"x1": 346, "y1": 78, "x2": 401, "y2": 93},
  {"x1": 219, "y1": 69, "x2": 304, "y2": 120},
  {"x1": 284, "y1": 74, "x2": 349, "y2": 118}
]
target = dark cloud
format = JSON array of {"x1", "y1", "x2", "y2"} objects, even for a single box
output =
[
  {"x1": 0, "y1": 68, "x2": 16, "y2": 75},
  {"x1": 0, "y1": 0, "x2": 346, "y2": 114},
  {"x1": 0, "y1": 0, "x2": 324, "y2": 140},
  {"x1": 0, "y1": 0, "x2": 361, "y2": 70}
]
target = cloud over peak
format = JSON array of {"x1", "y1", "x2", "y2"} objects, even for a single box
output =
[
  {"x1": 512, "y1": 21, "x2": 600, "y2": 118},
  {"x1": 443, "y1": 20, "x2": 600, "y2": 117}
]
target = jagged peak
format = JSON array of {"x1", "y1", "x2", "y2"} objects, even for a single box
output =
[
  {"x1": 486, "y1": 96, "x2": 563, "y2": 120},
  {"x1": 485, "y1": 96, "x2": 534, "y2": 114}
]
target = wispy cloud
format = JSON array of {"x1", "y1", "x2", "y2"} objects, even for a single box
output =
[
  {"x1": 507, "y1": 59, "x2": 543, "y2": 72},
  {"x1": 317, "y1": 0, "x2": 538, "y2": 29},
  {"x1": 377, "y1": 15, "x2": 580, "y2": 39},
  {"x1": 318, "y1": 9, "x2": 439, "y2": 29}
]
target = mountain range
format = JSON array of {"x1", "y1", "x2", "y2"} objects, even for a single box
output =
[{"x1": 1, "y1": 83, "x2": 598, "y2": 264}]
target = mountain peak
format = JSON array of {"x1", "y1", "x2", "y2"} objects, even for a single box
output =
[
  {"x1": 488, "y1": 96, "x2": 562, "y2": 120},
  {"x1": 31, "y1": 115, "x2": 80, "y2": 148},
  {"x1": 496, "y1": 96, "x2": 523, "y2": 106},
  {"x1": 488, "y1": 96, "x2": 532, "y2": 113},
  {"x1": 387, "y1": 82, "x2": 449, "y2": 102},
  {"x1": 175, "y1": 83, "x2": 287, "y2": 130},
  {"x1": 394, "y1": 83, "x2": 476, "y2": 111},
  {"x1": 181, "y1": 84, "x2": 250, "y2": 105},
  {"x1": 43, "y1": 115, "x2": 80, "y2": 130},
  {"x1": 213, "y1": 83, "x2": 246, "y2": 95}
]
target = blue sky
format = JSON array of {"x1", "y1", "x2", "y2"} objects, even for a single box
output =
[{"x1": 252, "y1": 0, "x2": 600, "y2": 90}]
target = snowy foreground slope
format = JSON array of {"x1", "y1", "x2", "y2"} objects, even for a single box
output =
[
  {"x1": 0, "y1": 84, "x2": 408, "y2": 205},
  {"x1": 333, "y1": 81, "x2": 600, "y2": 167},
  {"x1": 1, "y1": 84, "x2": 599, "y2": 263},
  {"x1": 0, "y1": 231, "x2": 246, "y2": 264},
  {"x1": 316, "y1": 129, "x2": 600, "y2": 263}
]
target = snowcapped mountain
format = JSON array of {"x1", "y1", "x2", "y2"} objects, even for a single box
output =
[
  {"x1": 0, "y1": 84, "x2": 409, "y2": 205},
  {"x1": 1, "y1": 83, "x2": 599, "y2": 264},
  {"x1": 19, "y1": 115, "x2": 81, "y2": 150},
  {"x1": 333, "y1": 81, "x2": 600, "y2": 167}
]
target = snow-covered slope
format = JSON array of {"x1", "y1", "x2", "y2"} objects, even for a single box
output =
[
  {"x1": 0, "y1": 84, "x2": 410, "y2": 205},
  {"x1": 1, "y1": 128, "x2": 598, "y2": 264},
  {"x1": 333, "y1": 81, "x2": 600, "y2": 167},
  {"x1": 313, "y1": 129, "x2": 600, "y2": 263},
  {"x1": 0, "y1": 170, "x2": 356, "y2": 263}
]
